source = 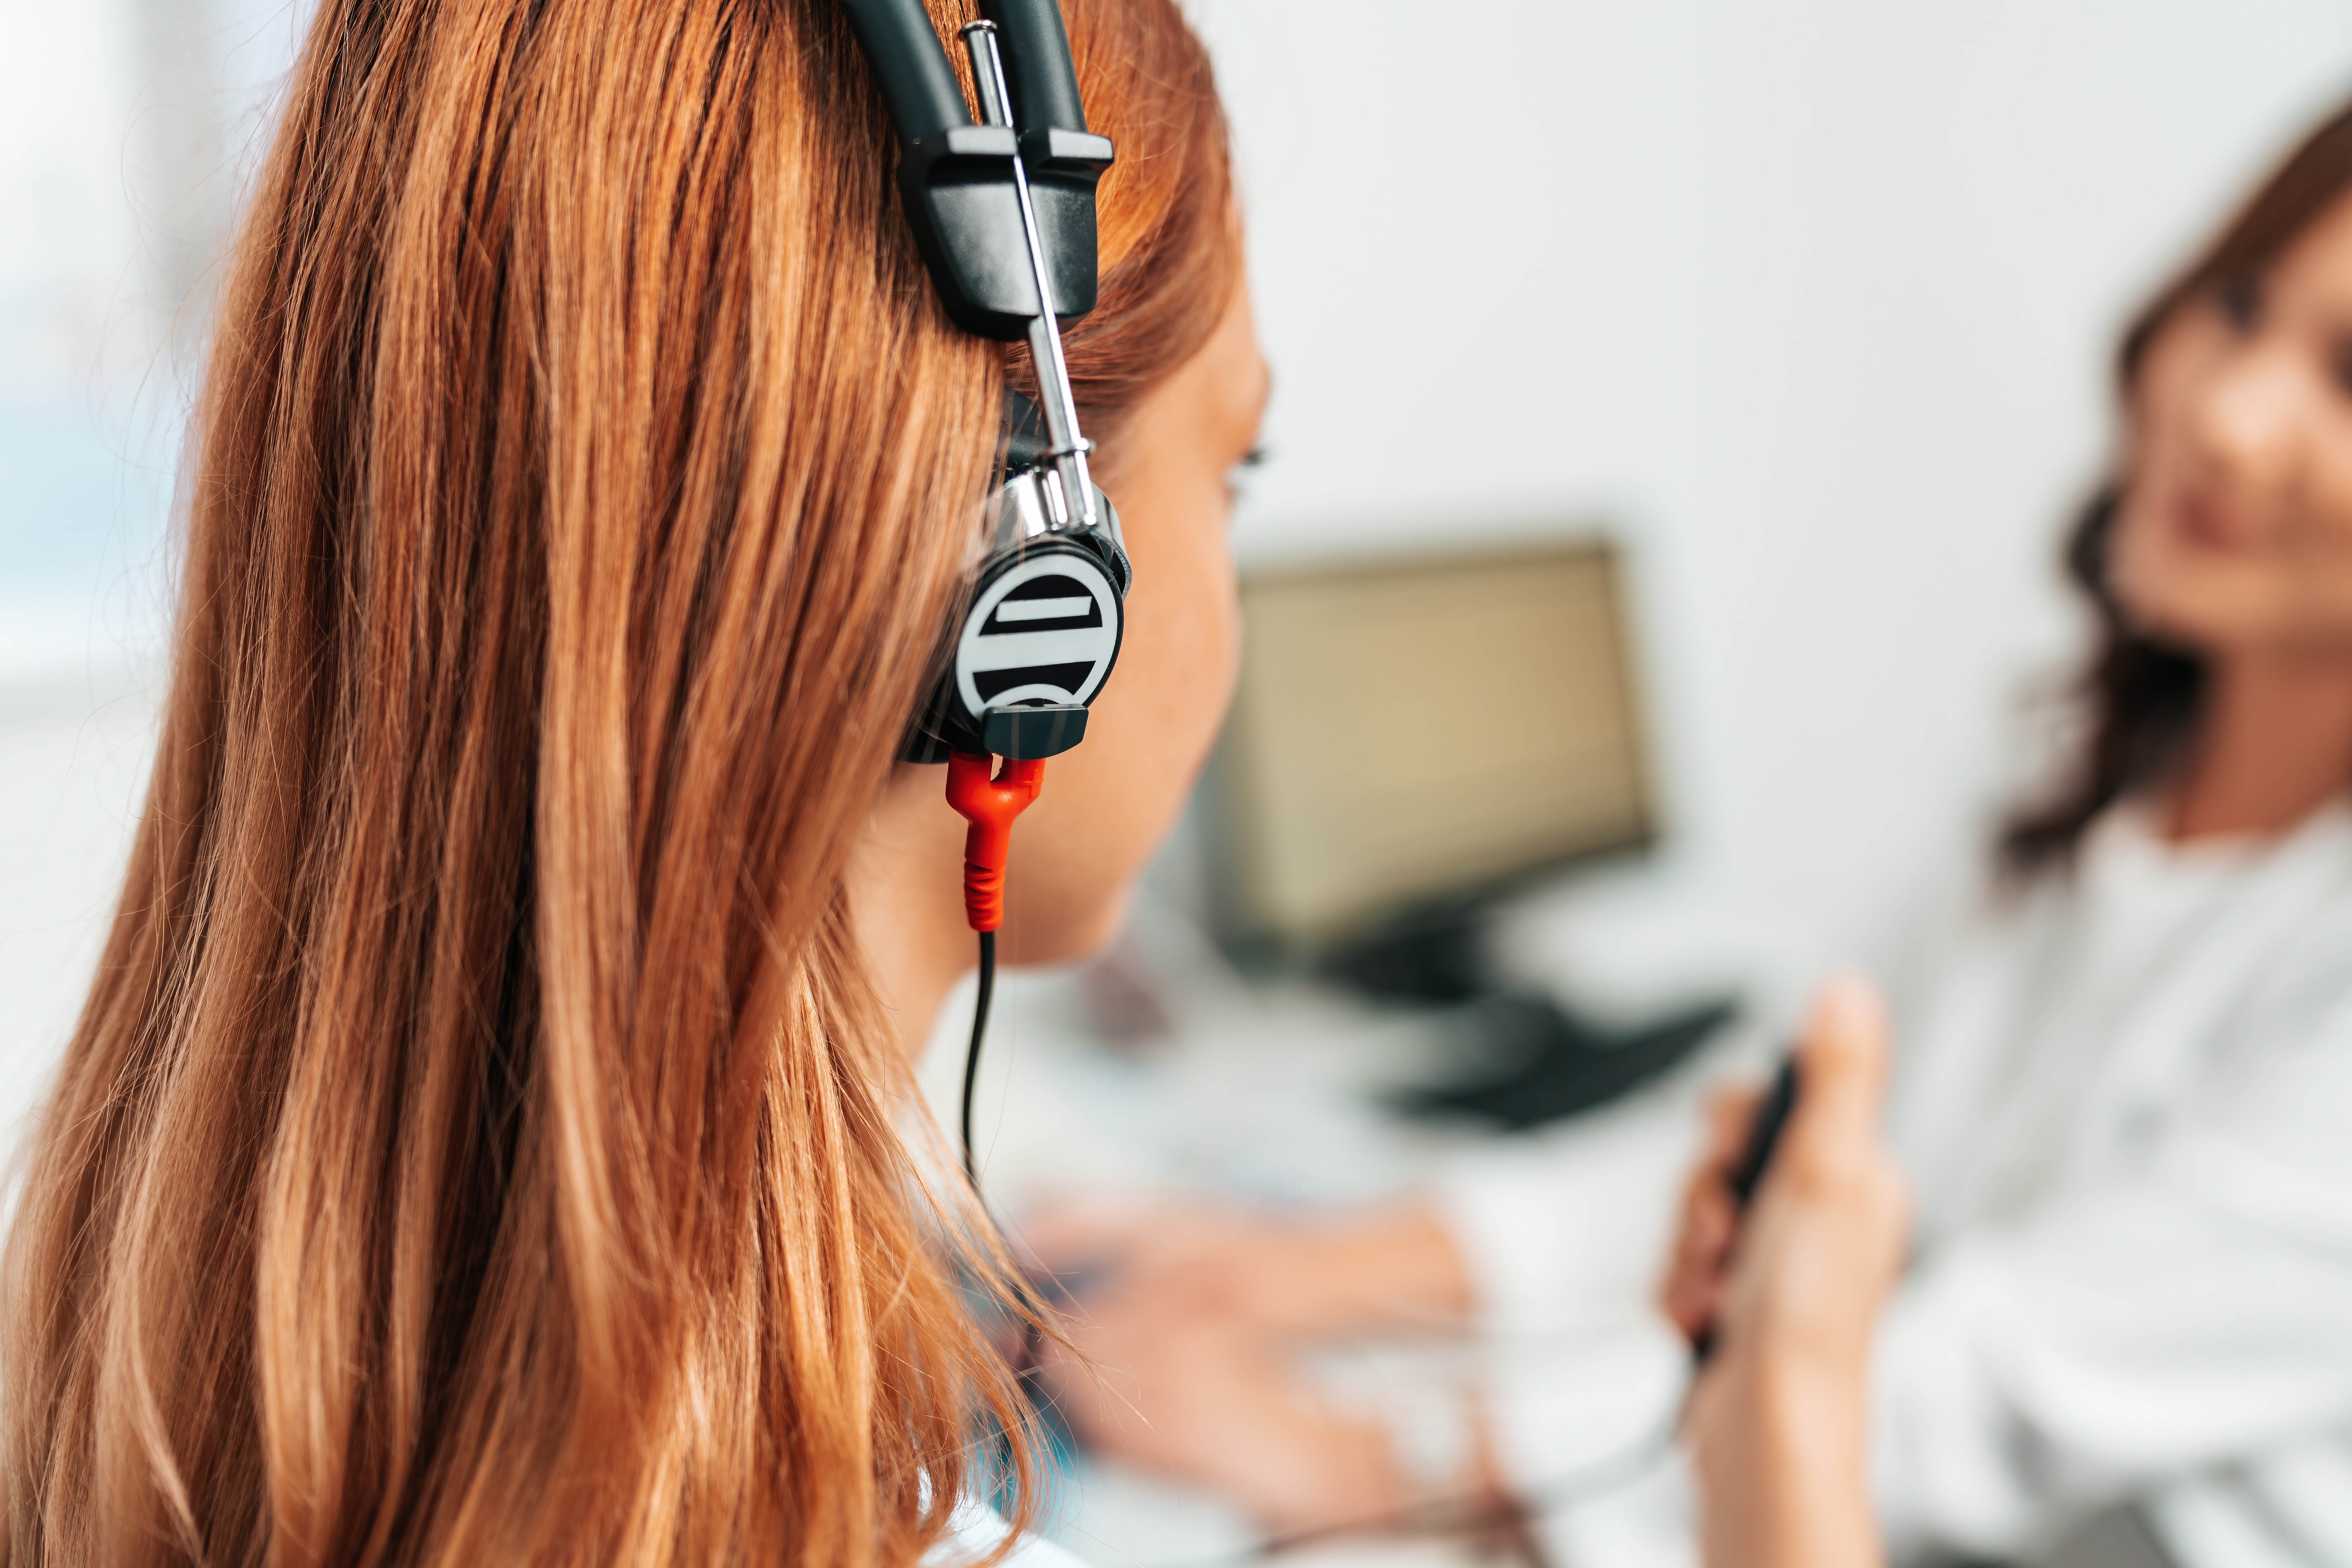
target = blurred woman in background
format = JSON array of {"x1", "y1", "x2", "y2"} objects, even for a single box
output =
[{"x1": 1031, "y1": 95, "x2": 2352, "y2": 1568}]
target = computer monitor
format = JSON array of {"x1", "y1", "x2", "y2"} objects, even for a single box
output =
[{"x1": 1208, "y1": 536, "x2": 1655, "y2": 955}]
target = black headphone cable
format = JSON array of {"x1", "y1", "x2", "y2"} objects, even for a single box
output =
[{"x1": 962, "y1": 928, "x2": 997, "y2": 1187}]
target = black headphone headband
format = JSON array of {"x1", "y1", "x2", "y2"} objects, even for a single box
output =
[{"x1": 837, "y1": 0, "x2": 1112, "y2": 341}]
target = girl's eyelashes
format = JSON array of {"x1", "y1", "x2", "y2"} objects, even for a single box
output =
[
  {"x1": 1226, "y1": 447, "x2": 1268, "y2": 509},
  {"x1": 2216, "y1": 274, "x2": 2262, "y2": 333}
]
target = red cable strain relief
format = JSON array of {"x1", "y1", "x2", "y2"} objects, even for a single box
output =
[{"x1": 944, "y1": 751, "x2": 1045, "y2": 933}]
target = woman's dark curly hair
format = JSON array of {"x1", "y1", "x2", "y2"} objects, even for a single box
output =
[{"x1": 2001, "y1": 96, "x2": 2352, "y2": 875}]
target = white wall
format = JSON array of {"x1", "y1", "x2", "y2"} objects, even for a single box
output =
[{"x1": 7, "y1": 1, "x2": 2352, "y2": 1111}]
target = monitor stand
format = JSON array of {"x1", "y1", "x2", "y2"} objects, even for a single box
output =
[{"x1": 1321, "y1": 906, "x2": 1736, "y2": 1134}]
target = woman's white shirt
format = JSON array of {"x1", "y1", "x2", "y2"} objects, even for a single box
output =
[{"x1": 1871, "y1": 802, "x2": 2352, "y2": 1568}]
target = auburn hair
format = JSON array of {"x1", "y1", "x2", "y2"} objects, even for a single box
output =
[
  {"x1": 2001, "y1": 96, "x2": 2352, "y2": 874},
  {"x1": 0, "y1": 0, "x2": 1233, "y2": 1562}
]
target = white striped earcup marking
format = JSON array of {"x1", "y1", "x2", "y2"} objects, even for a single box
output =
[{"x1": 953, "y1": 549, "x2": 1122, "y2": 719}]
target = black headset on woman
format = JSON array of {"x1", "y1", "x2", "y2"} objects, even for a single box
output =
[{"x1": 838, "y1": 0, "x2": 1122, "y2": 1181}]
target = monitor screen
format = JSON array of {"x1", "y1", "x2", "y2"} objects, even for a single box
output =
[{"x1": 1209, "y1": 537, "x2": 1654, "y2": 952}]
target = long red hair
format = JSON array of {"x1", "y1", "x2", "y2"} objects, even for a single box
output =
[{"x1": 0, "y1": 0, "x2": 1233, "y2": 1562}]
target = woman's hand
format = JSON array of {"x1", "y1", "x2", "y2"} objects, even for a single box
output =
[
  {"x1": 1027, "y1": 1298, "x2": 1411, "y2": 1535},
  {"x1": 1015, "y1": 1197, "x2": 1473, "y2": 1338},
  {"x1": 1661, "y1": 976, "x2": 1910, "y2": 1568}
]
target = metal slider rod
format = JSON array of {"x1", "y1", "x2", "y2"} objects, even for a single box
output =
[{"x1": 960, "y1": 21, "x2": 1098, "y2": 532}]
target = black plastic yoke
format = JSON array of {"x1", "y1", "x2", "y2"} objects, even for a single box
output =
[{"x1": 837, "y1": 0, "x2": 1114, "y2": 342}]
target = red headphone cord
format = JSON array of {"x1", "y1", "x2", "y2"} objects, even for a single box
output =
[{"x1": 944, "y1": 750, "x2": 1044, "y2": 1185}]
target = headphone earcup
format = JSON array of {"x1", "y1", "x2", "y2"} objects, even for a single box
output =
[{"x1": 897, "y1": 533, "x2": 1123, "y2": 763}]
